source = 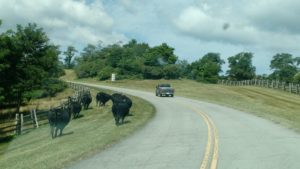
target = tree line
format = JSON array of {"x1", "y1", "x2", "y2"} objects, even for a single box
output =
[
  {"x1": 74, "y1": 39, "x2": 181, "y2": 80},
  {"x1": 1, "y1": 20, "x2": 300, "y2": 113},
  {"x1": 73, "y1": 40, "x2": 300, "y2": 84}
]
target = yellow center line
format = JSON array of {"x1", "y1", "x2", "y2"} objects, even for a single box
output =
[
  {"x1": 208, "y1": 116, "x2": 219, "y2": 169},
  {"x1": 178, "y1": 102, "x2": 219, "y2": 169},
  {"x1": 199, "y1": 112, "x2": 212, "y2": 169}
]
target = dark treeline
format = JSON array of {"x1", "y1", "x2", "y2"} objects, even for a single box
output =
[
  {"x1": 74, "y1": 39, "x2": 182, "y2": 80},
  {"x1": 0, "y1": 21, "x2": 66, "y2": 112},
  {"x1": 74, "y1": 40, "x2": 300, "y2": 84}
]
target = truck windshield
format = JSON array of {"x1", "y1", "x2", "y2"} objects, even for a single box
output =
[{"x1": 160, "y1": 84, "x2": 171, "y2": 87}]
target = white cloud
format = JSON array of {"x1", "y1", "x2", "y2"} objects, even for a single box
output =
[
  {"x1": 1, "y1": 0, "x2": 300, "y2": 74},
  {"x1": 246, "y1": 0, "x2": 300, "y2": 34},
  {"x1": 0, "y1": 0, "x2": 123, "y2": 49},
  {"x1": 174, "y1": 4, "x2": 300, "y2": 52}
]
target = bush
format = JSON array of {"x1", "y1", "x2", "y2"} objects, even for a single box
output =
[
  {"x1": 293, "y1": 72, "x2": 300, "y2": 83},
  {"x1": 41, "y1": 79, "x2": 67, "y2": 97},
  {"x1": 98, "y1": 67, "x2": 115, "y2": 80},
  {"x1": 143, "y1": 66, "x2": 163, "y2": 79},
  {"x1": 163, "y1": 65, "x2": 180, "y2": 79}
]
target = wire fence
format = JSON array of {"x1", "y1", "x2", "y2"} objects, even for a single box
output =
[{"x1": 218, "y1": 79, "x2": 300, "y2": 94}]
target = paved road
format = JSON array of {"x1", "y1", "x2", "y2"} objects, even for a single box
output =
[{"x1": 67, "y1": 82, "x2": 300, "y2": 169}]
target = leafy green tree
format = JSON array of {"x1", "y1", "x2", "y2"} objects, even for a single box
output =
[
  {"x1": 190, "y1": 53, "x2": 224, "y2": 83},
  {"x1": 63, "y1": 46, "x2": 77, "y2": 69},
  {"x1": 143, "y1": 43, "x2": 177, "y2": 66},
  {"x1": 0, "y1": 23, "x2": 63, "y2": 112},
  {"x1": 269, "y1": 53, "x2": 300, "y2": 82},
  {"x1": 98, "y1": 66, "x2": 114, "y2": 80},
  {"x1": 293, "y1": 72, "x2": 300, "y2": 83},
  {"x1": 74, "y1": 44, "x2": 106, "y2": 78},
  {"x1": 74, "y1": 40, "x2": 179, "y2": 80},
  {"x1": 176, "y1": 59, "x2": 190, "y2": 78},
  {"x1": 163, "y1": 64, "x2": 181, "y2": 79},
  {"x1": 143, "y1": 66, "x2": 164, "y2": 79},
  {"x1": 227, "y1": 52, "x2": 256, "y2": 80}
]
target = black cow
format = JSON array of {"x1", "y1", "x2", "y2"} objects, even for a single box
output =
[
  {"x1": 96, "y1": 92, "x2": 111, "y2": 106},
  {"x1": 80, "y1": 92, "x2": 92, "y2": 110},
  {"x1": 111, "y1": 93, "x2": 133, "y2": 125},
  {"x1": 48, "y1": 104, "x2": 72, "y2": 138},
  {"x1": 68, "y1": 97, "x2": 82, "y2": 118},
  {"x1": 111, "y1": 93, "x2": 132, "y2": 108}
]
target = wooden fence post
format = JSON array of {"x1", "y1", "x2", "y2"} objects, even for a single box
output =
[
  {"x1": 33, "y1": 109, "x2": 39, "y2": 128},
  {"x1": 15, "y1": 113, "x2": 19, "y2": 135},
  {"x1": 20, "y1": 113, "x2": 23, "y2": 135}
]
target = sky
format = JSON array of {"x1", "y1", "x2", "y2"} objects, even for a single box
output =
[{"x1": 0, "y1": 0, "x2": 300, "y2": 74}]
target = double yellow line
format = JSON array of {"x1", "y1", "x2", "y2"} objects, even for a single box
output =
[
  {"x1": 180, "y1": 104, "x2": 219, "y2": 169},
  {"x1": 197, "y1": 109, "x2": 219, "y2": 169}
]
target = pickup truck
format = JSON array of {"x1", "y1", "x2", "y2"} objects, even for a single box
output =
[{"x1": 155, "y1": 83, "x2": 175, "y2": 97}]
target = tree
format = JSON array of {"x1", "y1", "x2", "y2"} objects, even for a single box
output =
[
  {"x1": 163, "y1": 64, "x2": 181, "y2": 79},
  {"x1": 74, "y1": 40, "x2": 179, "y2": 80},
  {"x1": 190, "y1": 53, "x2": 224, "y2": 83},
  {"x1": 0, "y1": 23, "x2": 63, "y2": 112},
  {"x1": 227, "y1": 52, "x2": 256, "y2": 80},
  {"x1": 269, "y1": 53, "x2": 300, "y2": 82},
  {"x1": 176, "y1": 59, "x2": 190, "y2": 78},
  {"x1": 63, "y1": 46, "x2": 77, "y2": 69},
  {"x1": 293, "y1": 72, "x2": 300, "y2": 83},
  {"x1": 143, "y1": 43, "x2": 177, "y2": 66}
]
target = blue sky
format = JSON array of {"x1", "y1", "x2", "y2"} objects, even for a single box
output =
[{"x1": 1, "y1": 0, "x2": 300, "y2": 74}]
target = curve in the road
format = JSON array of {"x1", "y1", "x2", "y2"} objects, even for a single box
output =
[
  {"x1": 67, "y1": 81, "x2": 218, "y2": 169},
  {"x1": 179, "y1": 102, "x2": 219, "y2": 169},
  {"x1": 67, "y1": 82, "x2": 300, "y2": 169}
]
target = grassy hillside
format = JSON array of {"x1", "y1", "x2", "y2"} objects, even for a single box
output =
[
  {"x1": 61, "y1": 70, "x2": 300, "y2": 133},
  {"x1": 0, "y1": 87, "x2": 155, "y2": 169}
]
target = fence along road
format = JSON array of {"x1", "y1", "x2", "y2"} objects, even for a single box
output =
[{"x1": 68, "y1": 82, "x2": 300, "y2": 169}]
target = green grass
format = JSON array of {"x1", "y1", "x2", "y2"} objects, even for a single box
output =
[
  {"x1": 67, "y1": 76, "x2": 300, "y2": 133},
  {"x1": 0, "y1": 88, "x2": 155, "y2": 169}
]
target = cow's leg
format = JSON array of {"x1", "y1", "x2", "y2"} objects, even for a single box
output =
[
  {"x1": 59, "y1": 128, "x2": 63, "y2": 136},
  {"x1": 55, "y1": 128, "x2": 59, "y2": 138},
  {"x1": 121, "y1": 116, "x2": 125, "y2": 124},
  {"x1": 50, "y1": 126, "x2": 55, "y2": 138},
  {"x1": 115, "y1": 117, "x2": 119, "y2": 126}
]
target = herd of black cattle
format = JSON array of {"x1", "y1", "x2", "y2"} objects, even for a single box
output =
[{"x1": 48, "y1": 90, "x2": 132, "y2": 138}]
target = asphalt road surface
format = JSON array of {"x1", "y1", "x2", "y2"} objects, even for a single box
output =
[{"x1": 67, "y1": 82, "x2": 300, "y2": 169}]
